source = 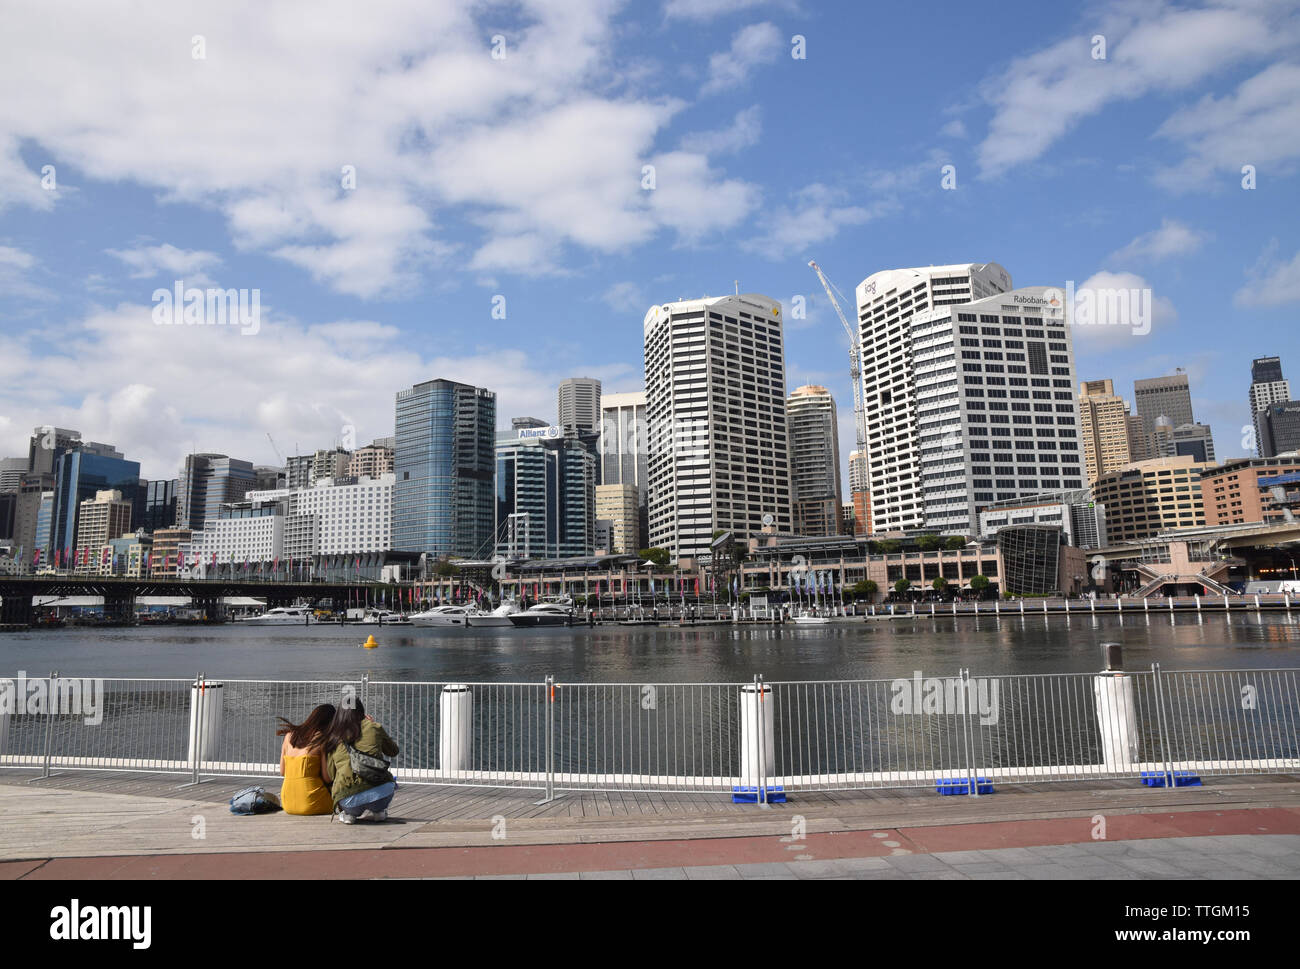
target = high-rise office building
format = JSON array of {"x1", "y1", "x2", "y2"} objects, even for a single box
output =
[
  {"x1": 856, "y1": 262, "x2": 1013, "y2": 532},
  {"x1": 595, "y1": 483, "x2": 640, "y2": 554},
  {"x1": 74, "y1": 489, "x2": 133, "y2": 573},
  {"x1": 644, "y1": 294, "x2": 792, "y2": 560},
  {"x1": 253, "y1": 466, "x2": 283, "y2": 492},
  {"x1": 27, "y1": 426, "x2": 84, "y2": 476},
  {"x1": 393, "y1": 378, "x2": 496, "y2": 559},
  {"x1": 558, "y1": 377, "x2": 602, "y2": 435},
  {"x1": 176, "y1": 454, "x2": 255, "y2": 532},
  {"x1": 1134, "y1": 372, "x2": 1195, "y2": 437},
  {"x1": 1249, "y1": 357, "x2": 1290, "y2": 456},
  {"x1": 1078, "y1": 379, "x2": 1146, "y2": 482},
  {"x1": 599, "y1": 391, "x2": 648, "y2": 550},
  {"x1": 0, "y1": 457, "x2": 26, "y2": 494},
  {"x1": 1168, "y1": 423, "x2": 1217, "y2": 463},
  {"x1": 494, "y1": 425, "x2": 596, "y2": 559},
  {"x1": 847, "y1": 450, "x2": 869, "y2": 536},
  {"x1": 284, "y1": 455, "x2": 314, "y2": 490},
  {"x1": 143, "y1": 478, "x2": 178, "y2": 532},
  {"x1": 1258, "y1": 401, "x2": 1300, "y2": 457},
  {"x1": 50, "y1": 449, "x2": 142, "y2": 560},
  {"x1": 786, "y1": 385, "x2": 842, "y2": 537},
  {"x1": 911, "y1": 285, "x2": 1084, "y2": 534}
]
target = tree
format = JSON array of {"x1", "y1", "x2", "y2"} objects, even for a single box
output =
[
  {"x1": 851, "y1": 579, "x2": 878, "y2": 601},
  {"x1": 917, "y1": 534, "x2": 942, "y2": 551},
  {"x1": 894, "y1": 578, "x2": 911, "y2": 596},
  {"x1": 877, "y1": 540, "x2": 901, "y2": 554},
  {"x1": 931, "y1": 576, "x2": 948, "y2": 593},
  {"x1": 944, "y1": 536, "x2": 966, "y2": 551},
  {"x1": 432, "y1": 558, "x2": 458, "y2": 577},
  {"x1": 969, "y1": 574, "x2": 989, "y2": 598},
  {"x1": 638, "y1": 548, "x2": 670, "y2": 567}
]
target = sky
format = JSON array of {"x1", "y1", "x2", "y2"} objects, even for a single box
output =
[{"x1": 1, "y1": 0, "x2": 1298, "y2": 483}]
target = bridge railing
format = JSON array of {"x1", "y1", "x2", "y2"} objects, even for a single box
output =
[{"x1": 0, "y1": 668, "x2": 1296, "y2": 797}]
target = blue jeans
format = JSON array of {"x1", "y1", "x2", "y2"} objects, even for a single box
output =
[{"x1": 338, "y1": 781, "x2": 397, "y2": 817}]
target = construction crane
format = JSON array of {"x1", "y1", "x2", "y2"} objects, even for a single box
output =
[
  {"x1": 808, "y1": 260, "x2": 866, "y2": 456},
  {"x1": 266, "y1": 432, "x2": 285, "y2": 466}
]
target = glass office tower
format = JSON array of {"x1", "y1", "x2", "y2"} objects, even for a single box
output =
[{"x1": 394, "y1": 379, "x2": 497, "y2": 559}]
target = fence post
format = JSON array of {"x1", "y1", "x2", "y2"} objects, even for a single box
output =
[
  {"x1": 190, "y1": 672, "x2": 204, "y2": 785},
  {"x1": 1151, "y1": 663, "x2": 1175, "y2": 787},
  {"x1": 41, "y1": 671, "x2": 58, "y2": 779},
  {"x1": 756, "y1": 674, "x2": 768, "y2": 804},
  {"x1": 962, "y1": 669, "x2": 979, "y2": 796},
  {"x1": 361, "y1": 672, "x2": 370, "y2": 707},
  {"x1": 544, "y1": 675, "x2": 555, "y2": 802}
]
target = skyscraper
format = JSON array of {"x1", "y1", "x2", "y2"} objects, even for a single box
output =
[
  {"x1": 176, "y1": 454, "x2": 255, "y2": 532},
  {"x1": 51, "y1": 449, "x2": 142, "y2": 560},
  {"x1": 847, "y1": 450, "x2": 869, "y2": 536},
  {"x1": 911, "y1": 285, "x2": 1084, "y2": 534},
  {"x1": 558, "y1": 377, "x2": 602, "y2": 435},
  {"x1": 855, "y1": 262, "x2": 1013, "y2": 532},
  {"x1": 1249, "y1": 357, "x2": 1291, "y2": 457},
  {"x1": 1078, "y1": 379, "x2": 1146, "y2": 482},
  {"x1": 786, "y1": 385, "x2": 842, "y2": 537},
  {"x1": 599, "y1": 390, "x2": 648, "y2": 551},
  {"x1": 643, "y1": 294, "x2": 792, "y2": 559},
  {"x1": 74, "y1": 490, "x2": 133, "y2": 573},
  {"x1": 1134, "y1": 372, "x2": 1195, "y2": 436},
  {"x1": 393, "y1": 378, "x2": 496, "y2": 559},
  {"x1": 494, "y1": 424, "x2": 596, "y2": 559},
  {"x1": 1259, "y1": 401, "x2": 1300, "y2": 457}
]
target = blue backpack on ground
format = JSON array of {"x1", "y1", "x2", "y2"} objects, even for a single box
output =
[{"x1": 229, "y1": 786, "x2": 282, "y2": 815}]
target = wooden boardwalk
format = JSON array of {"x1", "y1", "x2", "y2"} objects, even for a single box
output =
[{"x1": 2, "y1": 768, "x2": 1298, "y2": 862}]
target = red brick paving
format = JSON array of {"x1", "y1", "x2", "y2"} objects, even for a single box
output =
[{"x1": 10, "y1": 806, "x2": 1300, "y2": 880}]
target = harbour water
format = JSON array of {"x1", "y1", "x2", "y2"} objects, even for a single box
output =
[{"x1": 2, "y1": 611, "x2": 1298, "y2": 682}]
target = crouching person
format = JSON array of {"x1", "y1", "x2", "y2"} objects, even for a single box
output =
[{"x1": 324, "y1": 698, "x2": 399, "y2": 823}]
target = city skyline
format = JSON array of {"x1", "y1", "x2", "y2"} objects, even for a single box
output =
[{"x1": 2, "y1": 2, "x2": 1297, "y2": 486}]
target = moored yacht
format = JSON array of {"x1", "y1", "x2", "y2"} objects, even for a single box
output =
[
  {"x1": 408, "y1": 604, "x2": 473, "y2": 627},
  {"x1": 467, "y1": 599, "x2": 521, "y2": 627},
  {"x1": 236, "y1": 606, "x2": 315, "y2": 626},
  {"x1": 508, "y1": 601, "x2": 574, "y2": 627}
]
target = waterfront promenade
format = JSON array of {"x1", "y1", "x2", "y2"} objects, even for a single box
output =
[{"x1": 3, "y1": 769, "x2": 1297, "y2": 879}]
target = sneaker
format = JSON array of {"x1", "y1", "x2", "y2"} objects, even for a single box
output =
[
  {"x1": 336, "y1": 811, "x2": 357, "y2": 824},
  {"x1": 366, "y1": 809, "x2": 388, "y2": 822}
]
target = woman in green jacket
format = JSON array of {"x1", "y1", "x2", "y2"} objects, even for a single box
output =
[{"x1": 322, "y1": 699, "x2": 400, "y2": 823}]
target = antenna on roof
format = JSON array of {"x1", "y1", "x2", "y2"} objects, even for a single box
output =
[{"x1": 734, "y1": 280, "x2": 739, "y2": 295}]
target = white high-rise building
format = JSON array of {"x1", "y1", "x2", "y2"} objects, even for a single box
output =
[
  {"x1": 248, "y1": 473, "x2": 394, "y2": 558},
  {"x1": 1249, "y1": 357, "x2": 1290, "y2": 457},
  {"x1": 911, "y1": 285, "x2": 1084, "y2": 533},
  {"x1": 643, "y1": 294, "x2": 792, "y2": 560},
  {"x1": 856, "y1": 262, "x2": 1012, "y2": 532},
  {"x1": 786, "y1": 385, "x2": 842, "y2": 537}
]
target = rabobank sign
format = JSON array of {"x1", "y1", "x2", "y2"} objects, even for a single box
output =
[{"x1": 518, "y1": 425, "x2": 563, "y2": 440}]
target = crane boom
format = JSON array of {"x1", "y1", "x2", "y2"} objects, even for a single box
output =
[{"x1": 808, "y1": 260, "x2": 866, "y2": 457}]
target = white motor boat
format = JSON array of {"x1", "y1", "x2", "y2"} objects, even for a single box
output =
[
  {"x1": 467, "y1": 599, "x2": 521, "y2": 627},
  {"x1": 792, "y1": 614, "x2": 831, "y2": 625},
  {"x1": 508, "y1": 601, "x2": 574, "y2": 628},
  {"x1": 360, "y1": 608, "x2": 411, "y2": 625},
  {"x1": 236, "y1": 606, "x2": 315, "y2": 626},
  {"x1": 408, "y1": 605, "x2": 473, "y2": 627}
]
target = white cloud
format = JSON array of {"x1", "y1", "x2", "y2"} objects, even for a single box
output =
[
  {"x1": 0, "y1": 1, "x2": 762, "y2": 297},
  {"x1": 975, "y1": 1, "x2": 1296, "y2": 178},
  {"x1": 106, "y1": 243, "x2": 223, "y2": 285},
  {"x1": 939, "y1": 119, "x2": 967, "y2": 139},
  {"x1": 1107, "y1": 219, "x2": 1210, "y2": 264},
  {"x1": 1153, "y1": 61, "x2": 1300, "y2": 191},
  {"x1": 602, "y1": 281, "x2": 645, "y2": 313},
  {"x1": 1068, "y1": 270, "x2": 1177, "y2": 348},
  {"x1": 701, "y1": 22, "x2": 784, "y2": 95},
  {"x1": 0, "y1": 246, "x2": 35, "y2": 270},
  {"x1": 1235, "y1": 242, "x2": 1300, "y2": 306},
  {"x1": 743, "y1": 183, "x2": 883, "y2": 261},
  {"x1": 0, "y1": 299, "x2": 636, "y2": 479},
  {"x1": 685, "y1": 105, "x2": 763, "y2": 155}
]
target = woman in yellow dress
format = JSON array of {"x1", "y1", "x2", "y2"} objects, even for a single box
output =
[{"x1": 276, "y1": 704, "x2": 336, "y2": 815}]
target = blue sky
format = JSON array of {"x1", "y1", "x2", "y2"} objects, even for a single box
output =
[{"x1": 1, "y1": 0, "x2": 1298, "y2": 482}]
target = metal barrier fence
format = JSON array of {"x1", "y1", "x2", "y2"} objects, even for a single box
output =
[{"x1": 1, "y1": 667, "x2": 1297, "y2": 798}]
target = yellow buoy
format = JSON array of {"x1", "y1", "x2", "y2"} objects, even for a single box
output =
[{"x1": 362, "y1": 635, "x2": 379, "y2": 649}]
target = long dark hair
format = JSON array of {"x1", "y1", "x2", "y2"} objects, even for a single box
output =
[
  {"x1": 276, "y1": 703, "x2": 336, "y2": 750},
  {"x1": 325, "y1": 697, "x2": 366, "y2": 751}
]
